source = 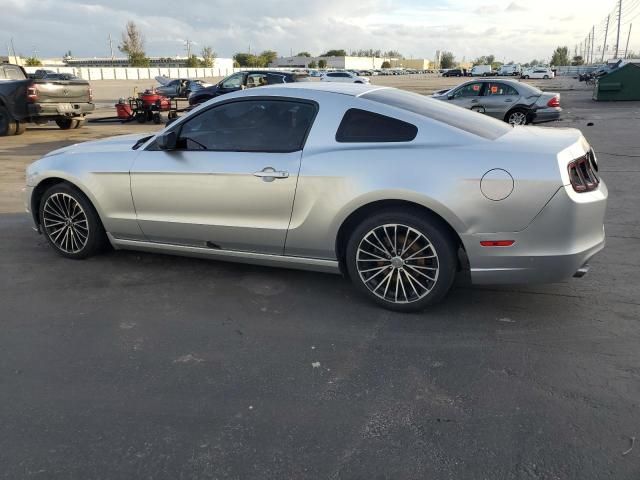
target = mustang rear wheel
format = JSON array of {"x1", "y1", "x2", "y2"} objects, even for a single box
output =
[
  {"x1": 39, "y1": 183, "x2": 106, "y2": 259},
  {"x1": 346, "y1": 211, "x2": 457, "y2": 312}
]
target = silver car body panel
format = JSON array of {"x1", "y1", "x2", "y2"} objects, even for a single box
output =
[{"x1": 26, "y1": 83, "x2": 606, "y2": 285}]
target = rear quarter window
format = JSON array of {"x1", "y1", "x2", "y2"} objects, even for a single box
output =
[
  {"x1": 336, "y1": 108, "x2": 418, "y2": 143},
  {"x1": 362, "y1": 88, "x2": 511, "y2": 140}
]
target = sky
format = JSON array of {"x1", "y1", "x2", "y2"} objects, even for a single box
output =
[{"x1": 1, "y1": 0, "x2": 636, "y2": 63}]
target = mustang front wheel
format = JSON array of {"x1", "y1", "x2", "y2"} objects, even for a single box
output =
[{"x1": 39, "y1": 183, "x2": 106, "y2": 259}]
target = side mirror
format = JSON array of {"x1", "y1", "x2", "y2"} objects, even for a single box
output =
[
  {"x1": 157, "y1": 130, "x2": 178, "y2": 150},
  {"x1": 447, "y1": 94, "x2": 454, "y2": 100}
]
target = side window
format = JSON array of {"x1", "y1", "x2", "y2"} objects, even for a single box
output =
[
  {"x1": 327, "y1": 73, "x2": 338, "y2": 78},
  {"x1": 4, "y1": 66, "x2": 24, "y2": 80},
  {"x1": 454, "y1": 83, "x2": 483, "y2": 98},
  {"x1": 178, "y1": 100, "x2": 317, "y2": 152},
  {"x1": 266, "y1": 74, "x2": 286, "y2": 84},
  {"x1": 246, "y1": 73, "x2": 268, "y2": 88},
  {"x1": 221, "y1": 73, "x2": 245, "y2": 89},
  {"x1": 485, "y1": 83, "x2": 518, "y2": 96},
  {"x1": 336, "y1": 108, "x2": 418, "y2": 143}
]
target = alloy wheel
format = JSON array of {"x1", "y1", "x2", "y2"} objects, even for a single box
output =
[
  {"x1": 42, "y1": 192, "x2": 90, "y2": 254},
  {"x1": 508, "y1": 112, "x2": 527, "y2": 125},
  {"x1": 356, "y1": 224, "x2": 440, "y2": 304}
]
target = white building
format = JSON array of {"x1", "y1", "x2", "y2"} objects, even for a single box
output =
[{"x1": 270, "y1": 55, "x2": 389, "y2": 69}]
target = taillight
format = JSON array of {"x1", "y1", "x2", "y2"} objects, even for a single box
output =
[
  {"x1": 27, "y1": 86, "x2": 38, "y2": 102},
  {"x1": 88, "y1": 88, "x2": 93, "y2": 102},
  {"x1": 568, "y1": 151, "x2": 599, "y2": 192},
  {"x1": 480, "y1": 240, "x2": 515, "y2": 247},
  {"x1": 547, "y1": 96, "x2": 560, "y2": 108}
]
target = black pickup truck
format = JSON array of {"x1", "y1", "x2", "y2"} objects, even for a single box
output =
[{"x1": 0, "y1": 64, "x2": 94, "y2": 136}]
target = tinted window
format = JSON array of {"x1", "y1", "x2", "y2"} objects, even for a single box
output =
[
  {"x1": 454, "y1": 83, "x2": 483, "y2": 98},
  {"x1": 221, "y1": 73, "x2": 244, "y2": 89},
  {"x1": 266, "y1": 73, "x2": 287, "y2": 84},
  {"x1": 485, "y1": 83, "x2": 518, "y2": 96},
  {"x1": 336, "y1": 108, "x2": 417, "y2": 143},
  {"x1": 362, "y1": 88, "x2": 511, "y2": 140},
  {"x1": 178, "y1": 99, "x2": 317, "y2": 152},
  {"x1": 246, "y1": 73, "x2": 268, "y2": 88}
]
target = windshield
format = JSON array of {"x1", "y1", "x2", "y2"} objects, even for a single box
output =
[{"x1": 362, "y1": 88, "x2": 512, "y2": 140}]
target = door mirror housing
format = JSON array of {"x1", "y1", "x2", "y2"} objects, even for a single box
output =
[
  {"x1": 157, "y1": 130, "x2": 178, "y2": 150},
  {"x1": 447, "y1": 93, "x2": 454, "y2": 100}
]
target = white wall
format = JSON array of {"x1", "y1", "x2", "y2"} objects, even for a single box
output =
[{"x1": 22, "y1": 58, "x2": 236, "y2": 80}]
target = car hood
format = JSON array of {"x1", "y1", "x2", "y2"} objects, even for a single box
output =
[{"x1": 43, "y1": 133, "x2": 152, "y2": 158}]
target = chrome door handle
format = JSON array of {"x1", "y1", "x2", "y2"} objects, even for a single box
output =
[
  {"x1": 471, "y1": 99, "x2": 479, "y2": 103},
  {"x1": 505, "y1": 99, "x2": 514, "y2": 102},
  {"x1": 253, "y1": 167, "x2": 289, "y2": 181}
]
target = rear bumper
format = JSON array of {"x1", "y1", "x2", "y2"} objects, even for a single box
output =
[
  {"x1": 532, "y1": 107, "x2": 562, "y2": 123},
  {"x1": 27, "y1": 102, "x2": 95, "y2": 118},
  {"x1": 464, "y1": 182, "x2": 608, "y2": 285}
]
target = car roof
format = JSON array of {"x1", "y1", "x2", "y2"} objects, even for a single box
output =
[{"x1": 257, "y1": 82, "x2": 379, "y2": 96}]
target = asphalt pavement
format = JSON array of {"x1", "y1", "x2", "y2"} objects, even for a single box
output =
[{"x1": 1, "y1": 88, "x2": 639, "y2": 479}]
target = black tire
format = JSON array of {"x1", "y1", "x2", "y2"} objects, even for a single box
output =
[
  {"x1": 39, "y1": 183, "x2": 107, "y2": 259},
  {"x1": 0, "y1": 106, "x2": 17, "y2": 136},
  {"x1": 505, "y1": 108, "x2": 529, "y2": 125},
  {"x1": 345, "y1": 210, "x2": 457, "y2": 312},
  {"x1": 152, "y1": 112, "x2": 161, "y2": 124},
  {"x1": 14, "y1": 121, "x2": 27, "y2": 135},
  {"x1": 55, "y1": 118, "x2": 78, "y2": 130},
  {"x1": 523, "y1": 75, "x2": 530, "y2": 79},
  {"x1": 543, "y1": 75, "x2": 549, "y2": 79}
]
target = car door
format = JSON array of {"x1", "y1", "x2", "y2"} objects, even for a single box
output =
[
  {"x1": 447, "y1": 82, "x2": 486, "y2": 110},
  {"x1": 130, "y1": 98, "x2": 318, "y2": 254},
  {"x1": 480, "y1": 82, "x2": 521, "y2": 119},
  {"x1": 217, "y1": 72, "x2": 247, "y2": 95}
]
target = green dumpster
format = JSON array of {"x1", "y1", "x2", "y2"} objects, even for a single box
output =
[{"x1": 593, "y1": 63, "x2": 640, "y2": 101}]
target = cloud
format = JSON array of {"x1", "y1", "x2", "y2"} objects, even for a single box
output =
[
  {"x1": 0, "y1": 0, "x2": 624, "y2": 63},
  {"x1": 505, "y1": 2, "x2": 527, "y2": 12}
]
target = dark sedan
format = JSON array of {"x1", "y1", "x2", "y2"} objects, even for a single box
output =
[{"x1": 188, "y1": 70, "x2": 309, "y2": 106}]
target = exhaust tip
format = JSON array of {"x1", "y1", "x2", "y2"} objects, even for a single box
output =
[{"x1": 573, "y1": 264, "x2": 590, "y2": 278}]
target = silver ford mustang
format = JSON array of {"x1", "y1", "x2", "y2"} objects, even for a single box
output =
[{"x1": 25, "y1": 83, "x2": 607, "y2": 311}]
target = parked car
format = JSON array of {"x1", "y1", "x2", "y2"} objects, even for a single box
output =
[
  {"x1": 155, "y1": 78, "x2": 212, "y2": 98},
  {"x1": 498, "y1": 64, "x2": 522, "y2": 76},
  {"x1": 522, "y1": 68, "x2": 555, "y2": 79},
  {"x1": 41, "y1": 73, "x2": 80, "y2": 80},
  {"x1": 470, "y1": 65, "x2": 493, "y2": 76},
  {"x1": 0, "y1": 63, "x2": 94, "y2": 136},
  {"x1": 29, "y1": 69, "x2": 56, "y2": 79},
  {"x1": 188, "y1": 70, "x2": 310, "y2": 106},
  {"x1": 442, "y1": 69, "x2": 466, "y2": 77},
  {"x1": 320, "y1": 71, "x2": 370, "y2": 83},
  {"x1": 25, "y1": 83, "x2": 605, "y2": 311},
  {"x1": 432, "y1": 78, "x2": 561, "y2": 125}
]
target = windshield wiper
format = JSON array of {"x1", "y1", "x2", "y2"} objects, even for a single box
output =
[{"x1": 132, "y1": 135, "x2": 154, "y2": 150}]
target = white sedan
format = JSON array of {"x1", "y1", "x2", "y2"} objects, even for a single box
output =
[
  {"x1": 320, "y1": 71, "x2": 370, "y2": 84},
  {"x1": 521, "y1": 68, "x2": 555, "y2": 79}
]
